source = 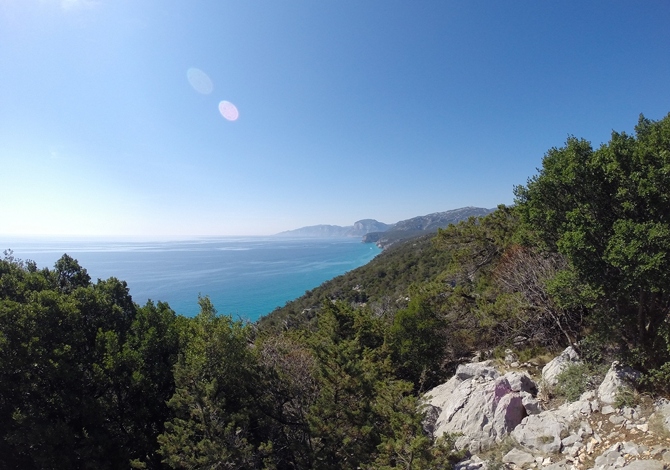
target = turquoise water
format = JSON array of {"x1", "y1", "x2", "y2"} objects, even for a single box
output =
[{"x1": 2, "y1": 237, "x2": 381, "y2": 321}]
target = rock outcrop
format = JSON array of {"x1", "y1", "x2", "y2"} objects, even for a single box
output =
[
  {"x1": 423, "y1": 361, "x2": 541, "y2": 452},
  {"x1": 422, "y1": 348, "x2": 670, "y2": 470}
]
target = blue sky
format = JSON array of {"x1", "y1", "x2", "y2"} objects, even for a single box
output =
[{"x1": 1, "y1": 0, "x2": 669, "y2": 237}]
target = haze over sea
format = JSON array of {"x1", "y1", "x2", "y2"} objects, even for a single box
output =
[{"x1": 2, "y1": 237, "x2": 381, "y2": 321}]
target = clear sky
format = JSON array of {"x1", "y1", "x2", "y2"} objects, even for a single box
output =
[{"x1": 1, "y1": 0, "x2": 669, "y2": 238}]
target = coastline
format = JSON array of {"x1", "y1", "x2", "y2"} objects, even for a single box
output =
[{"x1": 2, "y1": 237, "x2": 382, "y2": 321}]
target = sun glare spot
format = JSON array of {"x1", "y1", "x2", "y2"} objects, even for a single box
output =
[
  {"x1": 219, "y1": 101, "x2": 239, "y2": 121},
  {"x1": 186, "y1": 68, "x2": 213, "y2": 94}
]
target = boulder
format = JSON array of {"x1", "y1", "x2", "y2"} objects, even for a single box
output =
[
  {"x1": 423, "y1": 368, "x2": 540, "y2": 452},
  {"x1": 506, "y1": 371, "x2": 538, "y2": 395},
  {"x1": 542, "y1": 346, "x2": 581, "y2": 386},
  {"x1": 597, "y1": 362, "x2": 641, "y2": 405},
  {"x1": 521, "y1": 391, "x2": 543, "y2": 415},
  {"x1": 653, "y1": 399, "x2": 670, "y2": 434},
  {"x1": 455, "y1": 360, "x2": 499, "y2": 381},
  {"x1": 511, "y1": 411, "x2": 565, "y2": 454},
  {"x1": 502, "y1": 448, "x2": 535, "y2": 466},
  {"x1": 592, "y1": 448, "x2": 625, "y2": 469},
  {"x1": 454, "y1": 455, "x2": 487, "y2": 470}
]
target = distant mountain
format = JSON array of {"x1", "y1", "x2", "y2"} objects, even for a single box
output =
[
  {"x1": 362, "y1": 207, "x2": 494, "y2": 248},
  {"x1": 347, "y1": 219, "x2": 392, "y2": 236},
  {"x1": 275, "y1": 207, "x2": 493, "y2": 247},
  {"x1": 275, "y1": 219, "x2": 391, "y2": 238}
]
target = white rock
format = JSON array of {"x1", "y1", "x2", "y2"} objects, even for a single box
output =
[
  {"x1": 456, "y1": 360, "x2": 499, "y2": 381},
  {"x1": 602, "y1": 405, "x2": 616, "y2": 415},
  {"x1": 511, "y1": 412, "x2": 565, "y2": 454},
  {"x1": 562, "y1": 434, "x2": 580, "y2": 447},
  {"x1": 621, "y1": 461, "x2": 665, "y2": 469},
  {"x1": 502, "y1": 448, "x2": 535, "y2": 466},
  {"x1": 597, "y1": 362, "x2": 641, "y2": 405},
  {"x1": 542, "y1": 346, "x2": 581, "y2": 386},
  {"x1": 424, "y1": 370, "x2": 536, "y2": 452},
  {"x1": 593, "y1": 449, "x2": 625, "y2": 469},
  {"x1": 506, "y1": 371, "x2": 538, "y2": 394}
]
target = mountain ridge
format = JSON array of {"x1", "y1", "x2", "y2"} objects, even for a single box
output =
[
  {"x1": 362, "y1": 206, "x2": 495, "y2": 248},
  {"x1": 274, "y1": 219, "x2": 391, "y2": 238},
  {"x1": 275, "y1": 206, "x2": 493, "y2": 246}
]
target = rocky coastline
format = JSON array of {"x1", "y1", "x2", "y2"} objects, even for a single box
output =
[{"x1": 422, "y1": 348, "x2": 670, "y2": 470}]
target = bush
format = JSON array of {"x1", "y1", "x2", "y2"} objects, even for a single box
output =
[
  {"x1": 554, "y1": 363, "x2": 598, "y2": 402},
  {"x1": 614, "y1": 387, "x2": 640, "y2": 409}
]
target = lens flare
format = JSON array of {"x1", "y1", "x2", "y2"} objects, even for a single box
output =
[
  {"x1": 186, "y1": 68, "x2": 213, "y2": 94},
  {"x1": 219, "y1": 101, "x2": 239, "y2": 121}
]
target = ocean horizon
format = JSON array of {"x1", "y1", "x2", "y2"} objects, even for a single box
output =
[{"x1": 1, "y1": 237, "x2": 382, "y2": 321}]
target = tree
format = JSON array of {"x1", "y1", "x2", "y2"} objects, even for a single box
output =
[
  {"x1": 306, "y1": 302, "x2": 383, "y2": 469},
  {"x1": 253, "y1": 333, "x2": 319, "y2": 469},
  {"x1": 515, "y1": 113, "x2": 670, "y2": 362},
  {"x1": 491, "y1": 246, "x2": 584, "y2": 348},
  {"x1": 390, "y1": 296, "x2": 444, "y2": 391},
  {"x1": 158, "y1": 297, "x2": 267, "y2": 469},
  {"x1": 0, "y1": 253, "x2": 182, "y2": 469}
]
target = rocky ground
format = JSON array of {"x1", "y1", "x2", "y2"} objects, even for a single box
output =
[{"x1": 421, "y1": 348, "x2": 670, "y2": 470}]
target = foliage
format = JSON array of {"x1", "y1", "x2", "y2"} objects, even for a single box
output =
[
  {"x1": 553, "y1": 363, "x2": 604, "y2": 402},
  {"x1": 306, "y1": 301, "x2": 462, "y2": 469},
  {"x1": 515, "y1": 113, "x2": 670, "y2": 365},
  {"x1": 4, "y1": 111, "x2": 670, "y2": 468},
  {"x1": 613, "y1": 387, "x2": 640, "y2": 409},
  {"x1": 258, "y1": 232, "x2": 455, "y2": 333},
  {"x1": 158, "y1": 297, "x2": 268, "y2": 469},
  {"x1": 390, "y1": 295, "x2": 445, "y2": 391},
  {"x1": 553, "y1": 363, "x2": 592, "y2": 402},
  {"x1": 0, "y1": 251, "x2": 181, "y2": 469}
]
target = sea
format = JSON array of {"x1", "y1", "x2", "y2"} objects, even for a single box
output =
[{"x1": 1, "y1": 237, "x2": 381, "y2": 321}]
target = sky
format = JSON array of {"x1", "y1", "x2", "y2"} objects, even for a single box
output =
[{"x1": 1, "y1": 0, "x2": 669, "y2": 238}]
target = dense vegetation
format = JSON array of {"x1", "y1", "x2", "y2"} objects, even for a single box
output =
[{"x1": 1, "y1": 113, "x2": 669, "y2": 468}]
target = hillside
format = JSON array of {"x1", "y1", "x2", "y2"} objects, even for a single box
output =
[
  {"x1": 258, "y1": 232, "x2": 443, "y2": 331},
  {"x1": 273, "y1": 206, "x2": 493, "y2": 246},
  {"x1": 362, "y1": 206, "x2": 494, "y2": 248},
  {"x1": 2, "y1": 114, "x2": 670, "y2": 470}
]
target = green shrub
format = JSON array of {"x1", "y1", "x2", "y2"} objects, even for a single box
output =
[
  {"x1": 613, "y1": 387, "x2": 639, "y2": 409},
  {"x1": 642, "y1": 362, "x2": 670, "y2": 395},
  {"x1": 517, "y1": 345, "x2": 549, "y2": 363},
  {"x1": 554, "y1": 363, "x2": 594, "y2": 402}
]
